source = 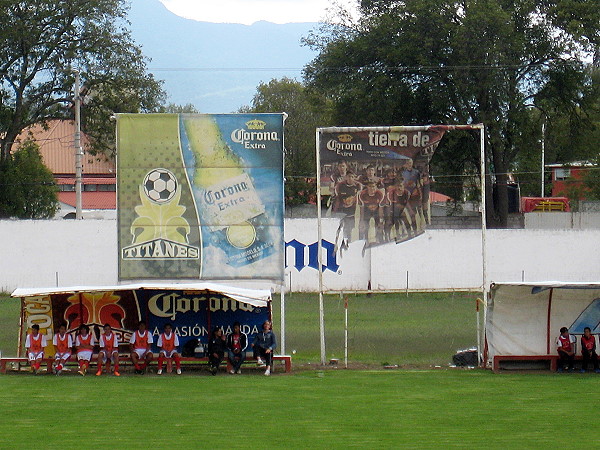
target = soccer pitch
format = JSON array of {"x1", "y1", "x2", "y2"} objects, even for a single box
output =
[
  {"x1": 2, "y1": 292, "x2": 597, "y2": 447},
  {"x1": 0, "y1": 370, "x2": 599, "y2": 448}
]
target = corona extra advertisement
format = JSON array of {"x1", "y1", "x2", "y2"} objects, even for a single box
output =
[
  {"x1": 117, "y1": 114, "x2": 284, "y2": 280},
  {"x1": 18, "y1": 286, "x2": 271, "y2": 356},
  {"x1": 319, "y1": 126, "x2": 446, "y2": 250}
]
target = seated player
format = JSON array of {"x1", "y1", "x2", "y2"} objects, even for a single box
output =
[
  {"x1": 25, "y1": 324, "x2": 47, "y2": 374},
  {"x1": 207, "y1": 327, "x2": 227, "y2": 376},
  {"x1": 52, "y1": 322, "x2": 72, "y2": 375},
  {"x1": 227, "y1": 321, "x2": 248, "y2": 374},
  {"x1": 252, "y1": 320, "x2": 277, "y2": 376},
  {"x1": 129, "y1": 321, "x2": 153, "y2": 374},
  {"x1": 96, "y1": 323, "x2": 121, "y2": 377},
  {"x1": 75, "y1": 324, "x2": 95, "y2": 376},
  {"x1": 157, "y1": 323, "x2": 181, "y2": 375},
  {"x1": 580, "y1": 327, "x2": 600, "y2": 373},
  {"x1": 556, "y1": 326, "x2": 576, "y2": 372}
]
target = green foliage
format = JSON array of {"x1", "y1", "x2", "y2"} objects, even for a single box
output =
[
  {"x1": 304, "y1": 0, "x2": 600, "y2": 225},
  {"x1": 0, "y1": 141, "x2": 58, "y2": 219},
  {"x1": 158, "y1": 103, "x2": 199, "y2": 114},
  {"x1": 0, "y1": 0, "x2": 165, "y2": 160},
  {"x1": 241, "y1": 77, "x2": 333, "y2": 205},
  {"x1": 584, "y1": 166, "x2": 600, "y2": 201}
]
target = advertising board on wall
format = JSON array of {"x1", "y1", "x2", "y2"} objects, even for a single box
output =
[
  {"x1": 319, "y1": 127, "x2": 446, "y2": 249},
  {"x1": 18, "y1": 286, "x2": 271, "y2": 355},
  {"x1": 117, "y1": 114, "x2": 285, "y2": 281}
]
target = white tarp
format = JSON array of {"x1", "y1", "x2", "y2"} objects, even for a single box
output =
[
  {"x1": 11, "y1": 282, "x2": 271, "y2": 308},
  {"x1": 486, "y1": 282, "x2": 600, "y2": 362}
]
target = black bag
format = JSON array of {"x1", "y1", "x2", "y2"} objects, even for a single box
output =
[{"x1": 452, "y1": 349, "x2": 478, "y2": 366}]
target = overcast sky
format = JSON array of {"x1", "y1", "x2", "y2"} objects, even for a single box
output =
[{"x1": 160, "y1": 0, "x2": 356, "y2": 25}]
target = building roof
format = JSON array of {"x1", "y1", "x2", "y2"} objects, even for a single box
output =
[
  {"x1": 58, "y1": 192, "x2": 116, "y2": 210},
  {"x1": 15, "y1": 120, "x2": 115, "y2": 175},
  {"x1": 545, "y1": 161, "x2": 595, "y2": 168},
  {"x1": 430, "y1": 191, "x2": 453, "y2": 203}
]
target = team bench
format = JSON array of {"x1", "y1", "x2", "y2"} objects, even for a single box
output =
[
  {"x1": 0, "y1": 354, "x2": 292, "y2": 374},
  {"x1": 493, "y1": 354, "x2": 593, "y2": 373},
  {"x1": 493, "y1": 355, "x2": 559, "y2": 372}
]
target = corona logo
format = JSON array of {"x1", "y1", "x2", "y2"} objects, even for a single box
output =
[
  {"x1": 246, "y1": 119, "x2": 267, "y2": 130},
  {"x1": 337, "y1": 134, "x2": 353, "y2": 143},
  {"x1": 285, "y1": 239, "x2": 340, "y2": 273}
]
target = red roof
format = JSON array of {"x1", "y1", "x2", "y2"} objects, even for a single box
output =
[
  {"x1": 430, "y1": 191, "x2": 453, "y2": 202},
  {"x1": 56, "y1": 177, "x2": 115, "y2": 185},
  {"x1": 58, "y1": 192, "x2": 116, "y2": 210},
  {"x1": 15, "y1": 120, "x2": 115, "y2": 175}
]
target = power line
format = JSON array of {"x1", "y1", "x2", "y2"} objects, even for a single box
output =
[{"x1": 148, "y1": 61, "x2": 588, "y2": 73}]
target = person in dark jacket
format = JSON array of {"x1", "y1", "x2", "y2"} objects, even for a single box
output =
[
  {"x1": 226, "y1": 322, "x2": 248, "y2": 374},
  {"x1": 252, "y1": 320, "x2": 277, "y2": 376},
  {"x1": 207, "y1": 327, "x2": 227, "y2": 375}
]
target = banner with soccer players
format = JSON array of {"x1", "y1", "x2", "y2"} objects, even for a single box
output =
[
  {"x1": 117, "y1": 113, "x2": 285, "y2": 281},
  {"x1": 318, "y1": 126, "x2": 446, "y2": 250}
]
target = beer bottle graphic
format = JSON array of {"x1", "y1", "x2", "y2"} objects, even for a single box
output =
[{"x1": 180, "y1": 115, "x2": 275, "y2": 267}]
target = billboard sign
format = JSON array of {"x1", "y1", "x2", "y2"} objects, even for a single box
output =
[
  {"x1": 117, "y1": 114, "x2": 284, "y2": 280},
  {"x1": 318, "y1": 127, "x2": 446, "y2": 249}
]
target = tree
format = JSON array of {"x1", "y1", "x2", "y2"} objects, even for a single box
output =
[
  {"x1": 0, "y1": 140, "x2": 58, "y2": 219},
  {"x1": 241, "y1": 77, "x2": 333, "y2": 205},
  {"x1": 159, "y1": 103, "x2": 200, "y2": 114},
  {"x1": 0, "y1": 0, "x2": 165, "y2": 159},
  {"x1": 304, "y1": 0, "x2": 600, "y2": 226}
]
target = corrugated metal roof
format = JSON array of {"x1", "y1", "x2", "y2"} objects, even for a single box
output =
[
  {"x1": 58, "y1": 191, "x2": 116, "y2": 209},
  {"x1": 56, "y1": 177, "x2": 116, "y2": 185},
  {"x1": 15, "y1": 120, "x2": 115, "y2": 175}
]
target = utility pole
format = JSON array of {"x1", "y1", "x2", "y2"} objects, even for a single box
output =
[
  {"x1": 541, "y1": 120, "x2": 545, "y2": 197},
  {"x1": 74, "y1": 70, "x2": 83, "y2": 219}
]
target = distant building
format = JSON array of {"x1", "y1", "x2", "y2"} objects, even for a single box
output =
[
  {"x1": 546, "y1": 161, "x2": 594, "y2": 200},
  {"x1": 15, "y1": 120, "x2": 116, "y2": 219}
]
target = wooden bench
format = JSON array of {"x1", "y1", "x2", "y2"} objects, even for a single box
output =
[
  {"x1": 493, "y1": 355, "x2": 559, "y2": 372},
  {"x1": 493, "y1": 354, "x2": 596, "y2": 373},
  {"x1": 1, "y1": 354, "x2": 292, "y2": 374}
]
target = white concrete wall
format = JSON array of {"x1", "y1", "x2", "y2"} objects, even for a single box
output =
[{"x1": 1, "y1": 219, "x2": 598, "y2": 292}]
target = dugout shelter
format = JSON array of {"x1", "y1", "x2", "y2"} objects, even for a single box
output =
[
  {"x1": 485, "y1": 282, "x2": 600, "y2": 371},
  {"x1": 10, "y1": 282, "x2": 271, "y2": 357}
]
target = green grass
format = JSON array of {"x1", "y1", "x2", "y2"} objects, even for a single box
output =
[
  {"x1": 271, "y1": 292, "x2": 477, "y2": 366},
  {"x1": 0, "y1": 370, "x2": 599, "y2": 448},
  {"x1": 1, "y1": 292, "x2": 477, "y2": 366},
  {"x1": 1, "y1": 292, "x2": 596, "y2": 448}
]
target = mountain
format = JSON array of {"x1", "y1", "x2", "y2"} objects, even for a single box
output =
[{"x1": 128, "y1": 0, "x2": 319, "y2": 113}]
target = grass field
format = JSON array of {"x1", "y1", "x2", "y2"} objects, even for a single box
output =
[
  {"x1": 1, "y1": 369, "x2": 599, "y2": 448},
  {"x1": 5, "y1": 291, "x2": 593, "y2": 448},
  {"x1": 0, "y1": 292, "x2": 477, "y2": 366}
]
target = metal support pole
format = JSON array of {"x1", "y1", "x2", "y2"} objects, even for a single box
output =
[
  {"x1": 479, "y1": 124, "x2": 487, "y2": 366},
  {"x1": 344, "y1": 295, "x2": 348, "y2": 369},
  {"x1": 74, "y1": 70, "x2": 83, "y2": 220},
  {"x1": 316, "y1": 129, "x2": 326, "y2": 365},
  {"x1": 280, "y1": 286, "x2": 286, "y2": 355},
  {"x1": 541, "y1": 121, "x2": 545, "y2": 197}
]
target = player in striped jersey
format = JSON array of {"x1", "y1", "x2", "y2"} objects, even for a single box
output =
[
  {"x1": 96, "y1": 324, "x2": 121, "y2": 376},
  {"x1": 157, "y1": 323, "x2": 181, "y2": 375},
  {"x1": 52, "y1": 323, "x2": 72, "y2": 375},
  {"x1": 75, "y1": 324, "x2": 95, "y2": 376},
  {"x1": 25, "y1": 324, "x2": 47, "y2": 374},
  {"x1": 129, "y1": 321, "x2": 154, "y2": 374}
]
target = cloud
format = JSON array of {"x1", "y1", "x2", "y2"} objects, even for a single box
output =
[{"x1": 160, "y1": 0, "x2": 345, "y2": 25}]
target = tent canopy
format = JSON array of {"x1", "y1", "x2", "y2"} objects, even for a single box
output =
[
  {"x1": 486, "y1": 282, "x2": 600, "y2": 362},
  {"x1": 11, "y1": 282, "x2": 271, "y2": 308}
]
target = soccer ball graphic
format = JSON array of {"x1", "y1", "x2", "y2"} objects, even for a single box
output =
[{"x1": 143, "y1": 168, "x2": 178, "y2": 203}]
